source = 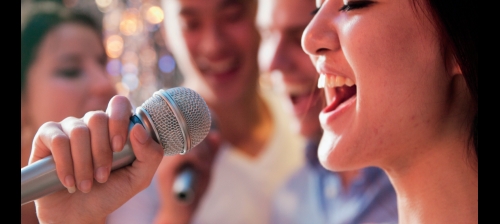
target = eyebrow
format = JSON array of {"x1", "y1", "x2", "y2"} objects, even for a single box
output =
[
  {"x1": 179, "y1": 0, "x2": 246, "y2": 16},
  {"x1": 218, "y1": 0, "x2": 245, "y2": 9},
  {"x1": 59, "y1": 54, "x2": 80, "y2": 63}
]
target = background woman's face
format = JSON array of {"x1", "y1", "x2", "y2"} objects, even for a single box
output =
[
  {"x1": 302, "y1": 0, "x2": 458, "y2": 171},
  {"x1": 22, "y1": 22, "x2": 117, "y2": 129}
]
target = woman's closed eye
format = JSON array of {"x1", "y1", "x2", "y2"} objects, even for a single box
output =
[
  {"x1": 311, "y1": 0, "x2": 375, "y2": 15},
  {"x1": 339, "y1": 1, "x2": 375, "y2": 12}
]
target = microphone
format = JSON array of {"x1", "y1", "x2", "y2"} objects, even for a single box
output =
[
  {"x1": 21, "y1": 87, "x2": 212, "y2": 206},
  {"x1": 173, "y1": 166, "x2": 196, "y2": 203},
  {"x1": 172, "y1": 113, "x2": 218, "y2": 203}
]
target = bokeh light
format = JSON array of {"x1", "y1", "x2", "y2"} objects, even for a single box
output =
[
  {"x1": 122, "y1": 73, "x2": 140, "y2": 91},
  {"x1": 145, "y1": 6, "x2": 164, "y2": 24},
  {"x1": 158, "y1": 55, "x2": 176, "y2": 73},
  {"x1": 106, "y1": 59, "x2": 121, "y2": 76},
  {"x1": 140, "y1": 47, "x2": 157, "y2": 67},
  {"x1": 120, "y1": 8, "x2": 142, "y2": 36},
  {"x1": 105, "y1": 34, "x2": 124, "y2": 58}
]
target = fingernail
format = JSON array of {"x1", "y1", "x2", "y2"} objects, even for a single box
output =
[
  {"x1": 65, "y1": 175, "x2": 76, "y2": 194},
  {"x1": 95, "y1": 166, "x2": 110, "y2": 183},
  {"x1": 112, "y1": 135, "x2": 123, "y2": 152},
  {"x1": 79, "y1": 180, "x2": 92, "y2": 193},
  {"x1": 134, "y1": 125, "x2": 148, "y2": 144}
]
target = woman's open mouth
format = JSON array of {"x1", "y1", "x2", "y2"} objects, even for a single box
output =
[{"x1": 318, "y1": 73, "x2": 357, "y2": 114}]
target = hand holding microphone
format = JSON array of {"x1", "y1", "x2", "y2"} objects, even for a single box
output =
[{"x1": 23, "y1": 87, "x2": 211, "y2": 223}]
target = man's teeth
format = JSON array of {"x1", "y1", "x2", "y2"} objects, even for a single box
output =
[{"x1": 317, "y1": 73, "x2": 355, "y2": 89}]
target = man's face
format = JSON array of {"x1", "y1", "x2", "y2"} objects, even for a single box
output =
[
  {"x1": 256, "y1": 0, "x2": 324, "y2": 140},
  {"x1": 162, "y1": 0, "x2": 261, "y2": 104}
]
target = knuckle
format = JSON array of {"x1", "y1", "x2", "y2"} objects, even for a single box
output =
[
  {"x1": 70, "y1": 125, "x2": 90, "y2": 137},
  {"x1": 50, "y1": 133, "x2": 70, "y2": 148},
  {"x1": 61, "y1": 116, "x2": 79, "y2": 123},
  {"x1": 86, "y1": 111, "x2": 108, "y2": 126}
]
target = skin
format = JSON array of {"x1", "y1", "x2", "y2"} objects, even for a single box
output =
[
  {"x1": 21, "y1": 23, "x2": 116, "y2": 168},
  {"x1": 161, "y1": 0, "x2": 272, "y2": 157},
  {"x1": 26, "y1": 20, "x2": 220, "y2": 224},
  {"x1": 256, "y1": 0, "x2": 361, "y2": 188},
  {"x1": 256, "y1": 0, "x2": 324, "y2": 141},
  {"x1": 303, "y1": 0, "x2": 477, "y2": 223},
  {"x1": 21, "y1": 22, "x2": 116, "y2": 224}
]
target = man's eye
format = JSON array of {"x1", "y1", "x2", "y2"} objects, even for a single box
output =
[{"x1": 339, "y1": 1, "x2": 375, "y2": 12}]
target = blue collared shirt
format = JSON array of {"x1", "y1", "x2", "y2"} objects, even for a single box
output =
[{"x1": 270, "y1": 141, "x2": 399, "y2": 224}]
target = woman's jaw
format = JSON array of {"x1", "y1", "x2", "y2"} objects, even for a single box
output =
[{"x1": 316, "y1": 71, "x2": 359, "y2": 171}]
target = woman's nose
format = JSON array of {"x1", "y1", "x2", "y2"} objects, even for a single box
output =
[{"x1": 302, "y1": 6, "x2": 341, "y2": 57}]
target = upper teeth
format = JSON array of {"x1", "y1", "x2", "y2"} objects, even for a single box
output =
[{"x1": 317, "y1": 73, "x2": 355, "y2": 88}]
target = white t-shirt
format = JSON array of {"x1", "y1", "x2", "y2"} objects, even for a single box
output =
[
  {"x1": 106, "y1": 175, "x2": 160, "y2": 224},
  {"x1": 191, "y1": 89, "x2": 306, "y2": 224},
  {"x1": 107, "y1": 88, "x2": 305, "y2": 224}
]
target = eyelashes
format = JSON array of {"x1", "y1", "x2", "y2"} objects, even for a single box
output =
[
  {"x1": 311, "y1": 1, "x2": 375, "y2": 15},
  {"x1": 339, "y1": 1, "x2": 375, "y2": 12}
]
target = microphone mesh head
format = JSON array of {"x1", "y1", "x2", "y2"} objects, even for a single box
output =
[{"x1": 140, "y1": 87, "x2": 211, "y2": 156}]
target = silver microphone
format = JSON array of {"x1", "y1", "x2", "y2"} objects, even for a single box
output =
[
  {"x1": 172, "y1": 113, "x2": 218, "y2": 203},
  {"x1": 21, "y1": 87, "x2": 212, "y2": 205},
  {"x1": 173, "y1": 166, "x2": 196, "y2": 203}
]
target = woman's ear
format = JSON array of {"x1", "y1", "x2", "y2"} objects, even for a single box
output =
[{"x1": 446, "y1": 48, "x2": 462, "y2": 77}]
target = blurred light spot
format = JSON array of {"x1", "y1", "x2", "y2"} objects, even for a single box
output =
[
  {"x1": 140, "y1": 71, "x2": 156, "y2": 85},
  {"x1": 145, "y1": 6, "x2": 164, "y2": 24},
  {"x1": 106, "y1": 35, "x2": 124, "y2": 58},
  {"x1": 158, "y1": 55, "x2": 176, "y2": 73},
  {"x1": 122, "y1": 73, "x2": 140, "y2": 91},
  {"x1": 115, "y1": 82, "x2": 129, "y2": 97},
  {"x1": 122, "y1": 51, "x2": 139, "y2": 65},
  {"x1": 106, "y1": 59, "x2": 121, "y2": 76},
  {"x1": 122, "y1": 63, "x2": 138, "y2": 75},
  {"x1": 103, "y1": 10, "x2": 121, "y2": 32},
  {"x1": 140, "y1": 47, "x2": 157, "y2": 67},
  {"x1": 120, "y1": 9, "x2": 143, "y2": 36}
]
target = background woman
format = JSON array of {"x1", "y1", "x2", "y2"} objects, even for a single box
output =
[{"x1": 21, "y1": 1, "x2": 116, "y2": 222}]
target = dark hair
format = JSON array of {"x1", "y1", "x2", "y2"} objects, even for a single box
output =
[
  {"x1": 21, "y1": 2, "x2": 102, "y2": 93},
  {"x1": 414, "y1": 0, "x2": 478, "y2": 165}
]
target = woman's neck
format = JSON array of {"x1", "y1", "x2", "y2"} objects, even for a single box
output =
[{"x1": 386, "y1": 137, "x2": 478, "y2": 224}]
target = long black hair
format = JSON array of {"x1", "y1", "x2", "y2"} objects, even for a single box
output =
[{"x1": 414, "y1": 0, "x2": 478, "y2": 166}]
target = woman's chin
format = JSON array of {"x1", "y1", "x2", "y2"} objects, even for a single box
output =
[
  {"x1": 318, "y1": 131, "x2": 364, "y2": 172},
  {"x1": 318, "y1": 131, "x2": 342, "y2": 171}
]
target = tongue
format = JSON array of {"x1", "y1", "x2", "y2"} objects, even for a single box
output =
[{"x1": 336, "y1": 85, "x2": 357, "y2": 104}]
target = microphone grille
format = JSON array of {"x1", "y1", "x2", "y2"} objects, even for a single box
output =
[{"x1": 140, "y1": 87, "x2": 211, "y2": 156}]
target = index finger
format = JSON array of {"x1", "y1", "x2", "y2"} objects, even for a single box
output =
[{"x1": 106, "y1": 95, "x2": 133, "y2": 152}]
